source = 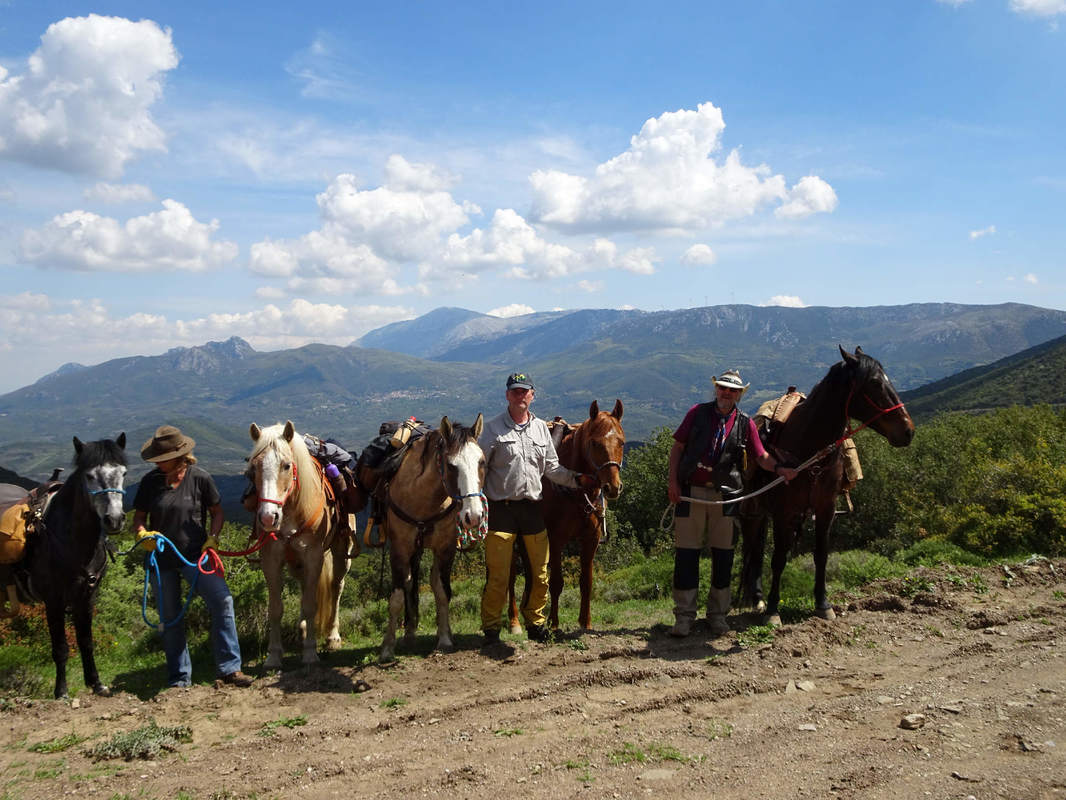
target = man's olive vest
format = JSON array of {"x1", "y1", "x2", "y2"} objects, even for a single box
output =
[{"x1": 678, "y1": 403, "x2": 750, "y2": 495}]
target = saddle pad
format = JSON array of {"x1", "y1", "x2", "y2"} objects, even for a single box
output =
[{"x1": 0, "y1": 501, "x2": 29, "y2": 564}]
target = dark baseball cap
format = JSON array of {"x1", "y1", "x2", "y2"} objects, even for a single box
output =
[{"x1": 506, "y1": 372, "x2": 534, "y2": 391}]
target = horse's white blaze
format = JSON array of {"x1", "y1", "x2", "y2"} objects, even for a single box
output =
[
  {"x1": 255, "y1": 444, "x2": 289, "y2": 531},
  {"x1": 85, "y1": 464, "x2": 126, "y2": 530},
  {"x1": 450, "y1": 441, "x2": 485, "y2": 528}
]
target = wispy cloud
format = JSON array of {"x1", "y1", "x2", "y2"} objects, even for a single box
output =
[{"x1": 969, "y1": 224, "x2": 997, "y2": 240}]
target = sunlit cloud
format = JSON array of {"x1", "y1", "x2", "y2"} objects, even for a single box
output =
[
  {"x1": 680, "y1": 244, "x2": 717, "y2": 266},
  {"x1": 762, "y1": 295, "x2": 808, "y2": 308},
  {"x1": 486, "y1": 303, "x2": 535, "y2": 318},
  {"x1": 969, "y1": 224, "x2": 997, "y2": 240}
]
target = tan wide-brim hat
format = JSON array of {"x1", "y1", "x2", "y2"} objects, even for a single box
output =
[
  {"x1": 712, "y1": 369, "x2": 750, "y2": 397},
  {"x1": 140, "y1": 425, "x2": 196, "y2": 463}
]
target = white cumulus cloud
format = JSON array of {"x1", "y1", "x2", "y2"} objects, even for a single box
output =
[
  {"x1": 436, "y1": 208, "x2": 658, "y2": 281},
  {"x1": 1024, "y1": 273, "x2": 1039, "y2": 284},
  {"x1": 0, "y1": 15, "x2": 179, "y2": 178},
  {"x1": 487, "y1": 304, "x2": 535, "y2": 318},
  {"x1": 1010, "y1": 0, "x2": 1066, "y2": 16},
  {"x1": 774, "y1": 176, "x2": 839, "y2": 219},
  {"x1": 680, "y1": 244, "x2": 717, "y2": 266},
  {"x1": 83, "y1": 182, "x2": 156, "y2": 204},
  {"x1": 969, "y1": 224, "x2": 997, "y2": 240},
  {"x1": 528, "y1": 102, "x2": 836, "y2": 234},
  {"x1": 763, "y1": 295, "x2": 808, "y2": 308},
  {"x1": 20, "y1": 199, "x2": 238, "y2": 272}
]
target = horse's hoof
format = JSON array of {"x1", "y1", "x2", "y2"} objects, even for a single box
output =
[
  {"x1": 92, "y1": 684, "x2": 112, "y2": 697},
  {"x1": 754, "y1": 600, "x2": 767, "y2": 615},
  {"x1": 765, "y1": 614, "x2": 783, "y2": 628},
  {"x1": 264, "y1": 658, "x2": 283, "y2": 671},
  {"x1": 434, "y1": 642, "x2": 455, "y2": 654},
  {"x1": 509, "y1": 624, "x2": 523, "y2": 635},
  {"x1": 325, "y1": 636, "x2": 343, "y2": 651},
  {"x1": 379, "y1": 651, "x2": 396, "y2": 664},
  {"x1": 816, "y1": 606, "x2": 836, "y2": 621}
]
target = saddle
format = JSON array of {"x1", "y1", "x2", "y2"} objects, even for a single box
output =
[
  {"x1": 0, "y1": 477, "x2": 62, "y2": 617},
  {"x1": 355, "y1": 419, "x2": 432, "y2": 547}
]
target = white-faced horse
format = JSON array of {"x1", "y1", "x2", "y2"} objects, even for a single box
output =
[
  {"x1": 380, "y1": 416, "x2": 486, "y2": 661},
  {"x1": 248, "y1": 421, "x2": 351, "y2": 668}
]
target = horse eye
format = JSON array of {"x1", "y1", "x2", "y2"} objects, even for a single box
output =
[{"x1": 282, "y1": 462, "x2": 292, "y2": 472}]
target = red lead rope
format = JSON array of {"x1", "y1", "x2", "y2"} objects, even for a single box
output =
[{"x1": 839, "y1": 388, "x2": 906, "y2": 445}]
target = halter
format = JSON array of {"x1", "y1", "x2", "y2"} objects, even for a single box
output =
[
  {"x1": 257, "y1": 456, "x2": 299, "y2": 508},
  {"x1": 88, "y1": 488, "x2": 126, "y2": 496},
  {"x1": 841, "y1": 386, "x2": 907, "y2": 442},
  {"x1": 436, "y1": 438, "x2": 489, "y2": 548}
]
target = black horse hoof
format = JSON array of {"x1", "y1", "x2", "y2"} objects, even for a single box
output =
[{"x1": 92, "y1": 684, "x2": 112, "y2": 697}]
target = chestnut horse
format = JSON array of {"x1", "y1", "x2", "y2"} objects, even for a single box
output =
[
  {"x1": 509, "y1": 400, "x2": 625, "y2": 632},
  {"x1": 248, "y1": 421, "x2": 351, "y2": 668},
  {"x1": 380, "y1": 416, "x2": 486, "y2": 661},
  {"x1": 740, "y1": 347, "x2": 914, "y2": 626}
]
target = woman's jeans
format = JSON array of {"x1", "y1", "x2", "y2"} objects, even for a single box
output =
[{"x1": 151, "y1": 563, "x2": 242, "y2": 686}]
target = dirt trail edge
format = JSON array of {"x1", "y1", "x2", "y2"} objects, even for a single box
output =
[{"x1": 3, "y1": 558, "x2": 1064, "y2": 800}]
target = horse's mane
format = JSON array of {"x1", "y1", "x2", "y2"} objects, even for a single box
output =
[
  {"x1": 418, "y1": 421, "x2": 479, "y2": 474},
  {"x1": 71, "y1": 438, "x2": 127, "y2": 473},
  {"x1": 801, "y1": 351, "x2": 883, "y2": 417},
  {"x1": 250, "y1": 423, "x2": 321, "y2": 522}
]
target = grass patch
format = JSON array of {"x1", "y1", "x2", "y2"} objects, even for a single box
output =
[
  {"x1": 28, "y1": 732, "x2": 89, "y2": 753},
  {"x1": 607, "y1": 742, "x2": 647, "y2": 765},
  {"x1": 736, "y1": 625, "x2": 775, "y2": 648},
  {"x1": 85, "y1": 719, "x2": 192, "y2": 761},
  {"x1": 258, "y1": 714, "x2": 308, "y2": 737},
  {"x1": 494, "y1": 728, "x2": 523, "y2": 737},
  {"x1": 706, "y1": 719, "x2": 733, "y2": 740},
  {"x1": 380, "y1": 697, "x2": 407, "y2": 709}
]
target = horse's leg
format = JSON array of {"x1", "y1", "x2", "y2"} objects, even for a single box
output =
[
  {"x1": 324, "y1": 535, "x2": 349, "y2": 651},
  {"x1": 262, "y1": 541, "x2": 286, "y2": 670},
  {"x1": 45, "y1": 597, "x2": 70, "y2": 699},
  {"x1": 380, "y1": 543, "x2": 408, "y2": 662},
  {"x1": 577, "y1": 525, "x2": 600, "y2": 631},
  {"x1": 739, "y1": 511, "x2": 768, "y2": 612},
  {"x1": 429, "y1": 538, "x2": 456, "y2": 652},
  {"x1": 507, "y1": 542, "x2": 522, "y2": 634},
  {"x1": 72, "y1": 592, "x2": 109, "y2": 696},
  {"x1": 764, "y1": 512, "x2": 799, "y2": 628},
  {"x1": 812, "y1": 504, "x2": 837, "y2": 620},
  {"x1": 402, "y1": 547, "x2": 422, "y2": 649},
  {"x1": 298, "y1": 545, "x2": 324, "y2": 665}
]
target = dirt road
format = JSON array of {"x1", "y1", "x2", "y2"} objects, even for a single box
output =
[{"x1": 3, "y1": 558, "x2": 1064, "y2": 799}]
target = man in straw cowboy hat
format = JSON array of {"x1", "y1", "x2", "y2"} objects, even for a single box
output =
[
  {"x1": 132, "y1": 425, "x2": 253, "y2": 688},
  {"x1": 666, "y1": 370, "x2": 797, "y2": 638}
]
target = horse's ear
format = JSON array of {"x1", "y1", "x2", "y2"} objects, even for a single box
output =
[
  {"x1": 282, "y1": 421, "x2": 295, "y2": 442},
  {"x1": 611, "y1": 399, "x2": 623, "y2": 420},
  {"x1": 473, "y1": 413, "x2": 483, "y2": 439},
  {"x1": 116, "y1": 432, "x2": 126, "y2": 449},
  {"x1": 249, "y1": 423, "x2": 261, "y2": 441},
  {"x1": 73, "y1": 436, "x2": 84, "y2": 454},
  {"x1": 855, "y1": 345, "x2": 864, "y2": 356},
  {"x1": 588, "y1": 400, "x2": 600, "y2": 420},
  {"x1": 439, "y1": 416, "x2": 452, "y2": 439},
  {"x1": 840, "y1": 345, "x2": 858, "y2": 365}
]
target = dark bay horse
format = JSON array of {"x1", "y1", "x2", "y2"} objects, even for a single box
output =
[
  {"x1": 740, "y1": 347, "x2": 914, "y2": 626},
  {"x1": 380, "y1": 416, "x2": 485, "y2": 661},
  {"x1": 515, "y1": 400, "x2": 624, "y2": 632},
  {"x1": 248, "y1": 421, "x2": 351, "y2": 668},
  {"x1": 4, "y1": 435, "x2": 127, "y2": 698}
]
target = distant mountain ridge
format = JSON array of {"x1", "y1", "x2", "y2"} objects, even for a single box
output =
[
  {"x1": 3, "y1": 302, "x2": 1066, "y2": 483},
  {"x1": 901, "y1": 333, "x2": 1066, "y2": 417}
]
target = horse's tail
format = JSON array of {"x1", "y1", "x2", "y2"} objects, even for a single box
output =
[{"x1": 315, "y1": 551, "x2": 335, "y2": 639}]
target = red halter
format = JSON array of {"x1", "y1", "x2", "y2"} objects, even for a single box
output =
[{"x1": 841, "y1": 386, "x2": 906, "y2": 444}]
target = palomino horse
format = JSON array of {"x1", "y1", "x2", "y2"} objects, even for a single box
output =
[
  {"x1": 380, "y1": 416, "x2": 485, "y2": 661},
  {"x1": 740, "y1": 347, "x2": 914, "y2": 626},
  {"x1": 2, "y1": 435, "x2": 127, "y2": 698},
  {"x1": 508, "y1": 400, "x2": 625, "y2": 632},
  {"x1": 248, "y1": 421, "x2": 351, "y2": 668}
]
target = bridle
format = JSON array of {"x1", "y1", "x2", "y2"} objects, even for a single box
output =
[{"x1": 842, "y1": 383, "x2": 907, "y2": 440}]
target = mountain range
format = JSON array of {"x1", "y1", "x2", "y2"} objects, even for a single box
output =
[{"x1": 2, "y1": 301, "x2": 1066, "y2": 486}]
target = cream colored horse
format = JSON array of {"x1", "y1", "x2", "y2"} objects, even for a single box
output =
[
  {"x1": 380, "y1": 415, "x2": 485, "y2": 661},
  {"x1": 248, "y1": 421, "x2": 351, "y2": 668}
]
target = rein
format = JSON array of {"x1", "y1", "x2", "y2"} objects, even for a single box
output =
[{"x1": 659, "y1": 382, "x2": 909, "y2": 531}]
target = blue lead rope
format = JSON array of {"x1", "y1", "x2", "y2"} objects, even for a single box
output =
[{"x1": 120, "y1": 533, "x2": 206, "y2": 631}]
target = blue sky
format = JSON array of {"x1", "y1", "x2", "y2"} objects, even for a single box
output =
[{"x1": 0, "y1": 0, "x2": 1063, "y2": 392}]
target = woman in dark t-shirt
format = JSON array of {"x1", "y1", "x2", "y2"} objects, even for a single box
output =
[{"x1": 132, "y1": 425, "x2": 253, "y2": 689}]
